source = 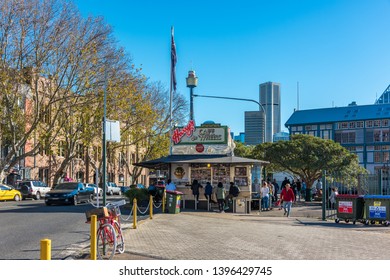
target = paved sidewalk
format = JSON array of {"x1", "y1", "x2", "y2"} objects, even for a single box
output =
[{"x1": 111, "y1": 202, "x2": 390, "y2": 260}]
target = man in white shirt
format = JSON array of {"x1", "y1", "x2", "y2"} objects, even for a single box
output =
[{"x1": 260, "y1": 181, "x2": 270, "y2": 211}]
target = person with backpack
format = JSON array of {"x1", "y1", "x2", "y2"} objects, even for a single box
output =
[{"x1": 191, "y1": 179, "x2": 202, "y2": 204}]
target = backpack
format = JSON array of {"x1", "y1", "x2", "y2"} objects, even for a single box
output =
[{"x1": 233, "y1": 185, "x2": 240, "y2": 197}]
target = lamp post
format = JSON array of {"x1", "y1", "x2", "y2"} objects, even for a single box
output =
[
  {"x1": 192, "y1": 94, "x2": 267, "y2": 143},
  {"x1": 186, "y1": 70, "x2": 198, "y2": 121}
]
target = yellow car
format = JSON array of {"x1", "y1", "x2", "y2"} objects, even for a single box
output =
[{"x1": 0, "y1": 183, "x2": 22, "y2": 201}]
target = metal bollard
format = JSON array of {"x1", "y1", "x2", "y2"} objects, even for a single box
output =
[
  {"x1": 90, "y1": 215, "x2": 97, "y2": 260},
  {"x1": 40, "y1": 239, "x2": 51, "y2": 260},
  {"x1": 149, "y1": 195, "x2": 153, "y2": 219},
  {"x1": 133, "y1": 198, "x2": 137, "y2": 229},
  {"x1": 162, "y1": 189, "x2": 166, "y2": 213}
]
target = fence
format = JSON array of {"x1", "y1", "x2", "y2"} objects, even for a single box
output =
[{"x1": 322, "y1": 172, "x2": 385, "y2": 220}]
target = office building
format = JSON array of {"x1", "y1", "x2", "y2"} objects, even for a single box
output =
[
  {"x1": 285, "y1": 89, "x2": 390, "y2": 174},
  {"x1": 245, "y1": 111, "x2": 264, "y2": 145},
  {"x1": 260, "y1": 82, "x2": 281, "y2": 143}
]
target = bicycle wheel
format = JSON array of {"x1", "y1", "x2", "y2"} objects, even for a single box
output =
[
  {"x1": 112, "y1": 220, "x2": 125, "y2": 254},
  {"x1": 97, "y1": 223, "x2": 116, "y2": 260}
]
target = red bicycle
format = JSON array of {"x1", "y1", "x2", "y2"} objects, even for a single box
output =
[{"x1": 86, "y1": 200, "x2": 126, "y2": 260}]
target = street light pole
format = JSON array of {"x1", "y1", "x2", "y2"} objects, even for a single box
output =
[
  {"x1": 102, "y1": 73, "x2": 107, "y2": 206},
  {"x1": 192, "y1": 93, "x2": 267, "y2": 143},
  {"x1": 186, "y1": 70, "x2": 198, "y2": 121}
]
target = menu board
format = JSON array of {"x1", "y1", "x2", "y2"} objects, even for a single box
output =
[
  {"x1": 212, "y1": 164, "x2": 230, "y2": 185},
  {"x1": 191, "y1": 164, "x2": 211, "y2": 185}
]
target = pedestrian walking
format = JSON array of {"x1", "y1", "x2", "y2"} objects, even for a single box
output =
[
  {"x1": 216, "y1": 182, "x2": 226, "y2": 213},
  {"x1": 329, "y1": 187, "x2": 338, "y2": 209},
  {"x1": 272, "y1": 179, "x2": 279, "y2": 202},
  {"x1": 280, "y1": 183, "x2": 295, "y2": 217}
]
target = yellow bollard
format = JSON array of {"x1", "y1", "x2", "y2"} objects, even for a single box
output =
[
  {"x1": 90, "y1": 215, "x2": 97, "y2": 260},
  {"x1": 133, "y1": 198, "x2": 137, "y2": 229},
  {"x1": 149, "y1": 195, "x2": 153, "y2": 219},
  {"x1": 40, "y1": 239, "x2": 51, "y2": 260},
  {"x1": 162, "y1": 189, "x2": 166, "y2": 213}
]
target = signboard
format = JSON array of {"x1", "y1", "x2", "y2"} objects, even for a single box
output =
[
  {"x1": 338, "y1": 201, "x2": 353, "y2": 214},
  {"x1": 368, "y1": 205, "x2": 386, "y2": 219},
  {"x1": 105, "y1": 120, "x2": 120, "y2": 142},
  {"x1": 173, "y1": 124, "x2": 228, "y2": 145}
]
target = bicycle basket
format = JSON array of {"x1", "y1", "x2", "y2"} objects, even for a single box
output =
[
  {"x1": 85, "y1": 207, "x2": 109, "y2": 222},
  {"x1": 108, "y1": 205, "x2": 121, "y2": 217}
]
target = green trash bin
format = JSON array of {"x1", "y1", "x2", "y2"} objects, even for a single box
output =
[
  {"x1": 363, "y1": 195, "x2": 390, "y2": 226},
  {"x1": 166, "y1": 191, "x2": 183, "y2": 214},
  {"x1": 335, "y1": 194, "x2": 364, "y2": 224}
]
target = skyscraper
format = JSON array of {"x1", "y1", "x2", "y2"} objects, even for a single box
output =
[
  {"x1": 260, "y1": 81, "x2": 281, "y2": 143},
  {"x1": 244, "y1": 111, "x2": 264, "y2": 145}
]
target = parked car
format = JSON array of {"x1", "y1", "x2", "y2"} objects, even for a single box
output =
[
  {"x1": 0, "y1": 184, "x2": 22, "y2": 201},
  {"x1": 120, "y1": 186, "x2": 130, "y2": 194},
  {"x1": 84, "y1": 183, "x2": 103, "y2": 197},
  {"x1": 45, "y1": 182, "x2": 94, "y2": 206},
  {"x1": 106, "y1": 182, "x2": 121, "y2": 195},
  {"x1": 16, "y1": 180, "x2": 51, "y2": 200}
]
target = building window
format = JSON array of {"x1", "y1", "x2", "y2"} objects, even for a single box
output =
[
  {"x1": 356, "y1": 121, "x2": 364, "y2": 128},
  {"x1": 382, "y1": 119, "x2": 389, "y2": 127},
  {"x1": 341, "y1": 122, "x2": 348, "y2": 129},
  {"x1": 366, "y1": 120, "x2": 373, "y2": 128},
  {"x1": 76, "y1": 171, "x2": 84, "y2": 182},
  {"x1": 349, "y1": 122, "x2": 356, "y2": 129},
  {"x1": 374, "y1": 131, "x2": 382, "y2": 142},
  {"x1": 305, "y1": 125, "x2": 312, "y2": 131},
  {"x1": 322, "y1": 130, "x2": 329, "y2": 140},
  {"x1": 374, "y1": 152, "x2": 382, "y2": 163},
  {"x1": 76, "y1": 144, "x2": 84, "y2": 159},
  {"x1": 374, "y1": 120, "x2": 381, "y2": 127},
  {"x1": 58, "y1": 141, "x2": 65, "y2": 157}
]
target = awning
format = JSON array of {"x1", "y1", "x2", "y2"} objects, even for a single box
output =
[{"x1": 135, "y1": 154, "x2": 268, "y2": 169}]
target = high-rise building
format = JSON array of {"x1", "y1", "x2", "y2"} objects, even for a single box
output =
[
  {"x1": 244, "y1": 111, "x2": 264, "y2": 145},
  {"x1": 260, "y1": 82, "x2": 281, "y2": 142}
]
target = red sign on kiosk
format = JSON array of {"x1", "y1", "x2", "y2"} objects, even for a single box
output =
[{"x1": 172, "y1": 120, "x2": 195, "y2": 144}]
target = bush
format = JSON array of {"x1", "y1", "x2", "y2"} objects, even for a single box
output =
[{"x1": 124, "y1": 187, "x2": 149, "y2": 205}]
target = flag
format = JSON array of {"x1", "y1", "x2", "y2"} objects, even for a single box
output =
[{"x1": 171, "y1": 26, "x2": 177, "y2": 91}]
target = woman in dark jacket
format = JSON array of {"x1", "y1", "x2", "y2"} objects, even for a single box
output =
[{"x1": 191, "y1": 179, "x2": 202, "y2": 203}]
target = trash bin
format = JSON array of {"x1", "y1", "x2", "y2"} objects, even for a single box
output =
[
  {"x1": 305, "y1": 188, "x2": 312, "y2": 202},
  {"x1": 363, "y1": 195, "x2": 390, "y2": 226},
  {"x1": 166, "y1": 190, "x2": 183, "y2": 214},
  {"x1": 335, "y1": 194, "x2": 364, "y2": 224}
]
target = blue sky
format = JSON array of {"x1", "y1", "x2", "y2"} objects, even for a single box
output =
[{"x1": 74, "y1": 0, "x2": 390, "y2": 135}]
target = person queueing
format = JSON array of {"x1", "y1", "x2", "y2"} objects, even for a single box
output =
[
  {"x1": 165, "y1": 179, "x2": 176, "y2": 191},
  {"x1": 280, "y1": 183, "x2": 295, "y2": 217},
  {"x1": 191, "y1": 179, "x2": 202, "y2": 204},
  {"x1": 216, "y1": 182, "x2": 226, "y2": 213},
  {"x1": 204, "y1": 182, "x2": 216, "y2": 204}
]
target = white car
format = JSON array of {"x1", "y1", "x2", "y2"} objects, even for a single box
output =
[
  {"x1": 84, "y1": 183, "x2": 103, "y2": 197},
  {"x1": 106, "y1": 182, "x2": 121, "y2": 195},
  {"x1": 17, "y1": 180, "x2": 51, "y2": 200}
]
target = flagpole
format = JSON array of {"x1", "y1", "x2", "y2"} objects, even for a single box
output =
[{"x1": 169, "y1": 26, "x2": 177, "y2": 155}]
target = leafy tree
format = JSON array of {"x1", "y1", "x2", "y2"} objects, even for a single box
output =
[
  {"x1": 252, "y1": 134, "x2": 363, "y2": 188},
  {"x1": 233, "y1": 141, "x2": 254, "y2": 158}
]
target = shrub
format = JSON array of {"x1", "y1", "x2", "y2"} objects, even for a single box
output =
[{"x1": 124, "y1": 187, "x2": 149, "y2": 205}]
